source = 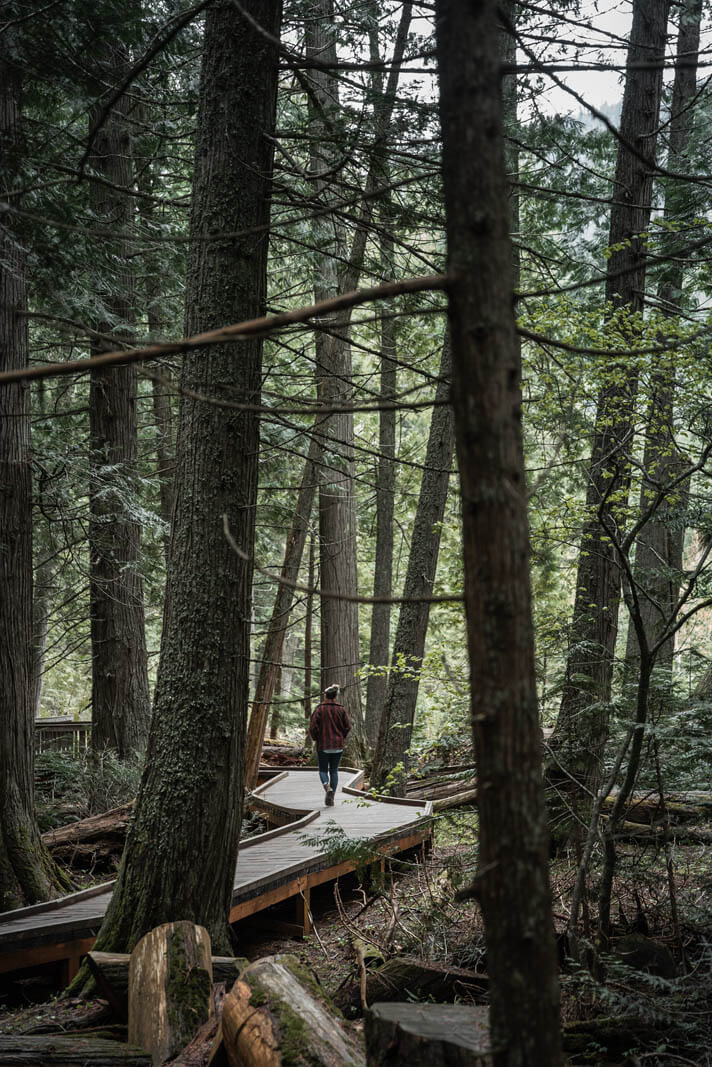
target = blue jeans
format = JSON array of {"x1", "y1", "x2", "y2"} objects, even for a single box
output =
[{"x1": 318, "y1": 750, "x2": 343, "y2": 791}]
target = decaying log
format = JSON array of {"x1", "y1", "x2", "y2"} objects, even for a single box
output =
[
  {"x1": 603, "y1": 817, "x2": 712, "y2": 844},
  {"x1": 431, "y1": 787, "x2": 478, "y2": 812},
  {"x1": 128, "y1": 922, "x2": 213, "y2": 1065},
  {"x1": 42, "y1": 803, "x2": 134, "y2": 868},
  {"x1": 43, "y1": 803, "x2": 134, "y2": 849},
  {"x1": 167, "y1": 984, "x2": 226, "y2": 1066},
  {"x1": 365, "y1": 1002, "x2": 491, "y2": 1066},
  {"x1": 601, "y1": 793, "x2": 712, "y2": 825},
  {"x1": 335, "y1": 955, "x2": 488, "y2": 1012},
  {"x1": 563, "y1": 1016, "x2": 664, "y2": 1057},
  {"x1": 88, "y1": 951, "x2": 243, "y2": 1019},
  {"x1": 219, "y1": 954, "x2": 365, "y2": 1067},
  {"x1": 0, "y1": 1035, "x2": 152, "y2": 1065}
]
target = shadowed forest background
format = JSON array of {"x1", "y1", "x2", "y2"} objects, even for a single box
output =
[{"x1": 2, "y1": 0, "x2": 712, "y2": 1063}]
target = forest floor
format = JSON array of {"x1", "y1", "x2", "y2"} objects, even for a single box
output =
[{"x1": 1, "y1": 755, "x2": 710, "y2": 1064}]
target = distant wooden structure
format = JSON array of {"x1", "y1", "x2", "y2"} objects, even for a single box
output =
[
  {"x1": 35, "y1": 717, "x2": 91, "y2": 755},
  {"x1": 0, "y1": 767, "x2": 432, "y2": 984}
]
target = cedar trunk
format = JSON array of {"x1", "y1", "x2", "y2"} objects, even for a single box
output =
[
  {"x1": 88, "y1": 55, "x2": 150, "y2": 758},
  {"x1": 548, "y1": 0, "x2": 670, "y2": 820},
  {"x1": 244, "y1": 431, "x2": 321, "y2": 790},
  {"x1": 436, "y1": 1, "x2": 563, "y2": 1063},
  {"x1": 370, "y1": 338, "x2": 454, "y2": 792},
  {"x1": 89, "y1": 0, "x2": 282, "y2": 954},
  {"x1": 0, "y1": 28, "x2": 67, "y2": 908}
]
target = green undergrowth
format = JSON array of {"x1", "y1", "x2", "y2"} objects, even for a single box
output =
[{"x1": 35, "y1": 749, "x2": 143, "y2": 831}]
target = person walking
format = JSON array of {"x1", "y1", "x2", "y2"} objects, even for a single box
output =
[{"x1": 309, "y1": 684, "x2": 351, "y2": 806}]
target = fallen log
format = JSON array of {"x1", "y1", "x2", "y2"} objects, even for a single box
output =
[
  {"x1": 335, "y1": 955, "x2": 488, "y2": 1012},
  {"x1": 87, "y1": 951, "x2": 243, "y2": 1019},
  {"x1": 42, "y1": 803, "x2": 134, "y2": 849},
  {"x1": 432, "y1": 787, "x2": 478, "y2": 812},
  {"x1": 218, "y1": 954, "x2": 365, "y2": 1067},
  {"x1": 563, "y1": 1016, "x2": 666, "y2": 1057},
  {"x1": 365, "y1": 1002, "x2": 491, "y2": 1066},
  {"x1": 601, "y1": 793, "x2": 712, "y2": 825},
  {"x1": 128, "y1": 922, "x2": 213, "y2": 1065},
  {"x1": 0, "y1": 1035, "x2": 152, "y2": 1065},
  {"x1": 603, "y1": 817, "x2": 712, "y2": 845},
  {"x1": 406, "y1": 777, "x2": 475, "y2": 802}
]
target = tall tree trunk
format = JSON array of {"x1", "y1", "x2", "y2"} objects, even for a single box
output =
[
  {"x1": 306, "y1": 0, "x2": 366, "y2": 753},
  {"x1": 548, "y1": 0, "x2": 670, "y2": 825},
  {"x1": 0, "y1": 26, "x2": 68, "y2": 909},
  {"x1": 88, "y1": 46, "x2": 151, "y2": 757},
  {"x1": 303, "y1": 533, "x2": 315, "y2": 744},
  {"x1": 624, "y1": 0, "x2": 701, "y2": 681},
  {"x1": 306, "y1": 0, "x2": 412, "y2": 758},
  {"x1": 138, "y1": 163, "x2": 175, "y2": 562},
  {"x1": 89, "y1": 0, "x2": 282, "y2": 956},
  {"x1": 244, "y1": 432, "x2": 322, "y2": 790},
  {"x1": 365, "y1": 283, "x2": 397, "y2": 745},
  {"x1": 436, "y1": 3, "x2": 563, "y2": 1062},
  {"x1": 370, "y1": 338, "x2": 454, "y2": 792}
]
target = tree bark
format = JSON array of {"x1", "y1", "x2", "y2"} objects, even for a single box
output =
[
  {"x1": 88, "y1": 43, "x2": 151, "y2": 758},
  {"x1": 548, "y1": 0, "x2": 670, "y2": 823},
  {"x1": 370, "y1": 338, "x2": 454, "y2": 793},
  {"x1": 436, "y1": 1, "x2": 563, "y2": 1062},
  {"x1": 0, "y1": 24, "x2": 68, "y2": 910},
  {"x1": 624, "y1": 0, "x2": 701, "y2": 682},
  {"x1": 245, "y1": 431, "x2": 322, "y2": 790},
  {"x1": 88, "y1": 0, "x2": 282, "y2": 956}
]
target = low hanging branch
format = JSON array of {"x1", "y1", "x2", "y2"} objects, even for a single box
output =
[{"x1": 0, "y1": 274, "x2": 451, "y2": 386}]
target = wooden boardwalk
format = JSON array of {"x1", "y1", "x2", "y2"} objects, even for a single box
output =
[{"x1": 0, "y1": 768, "x2": 432, "y2": 983}]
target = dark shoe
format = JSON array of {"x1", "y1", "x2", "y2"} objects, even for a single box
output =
[{"x1": 325, "y1": 787, "x2": 334, "y2": 806}]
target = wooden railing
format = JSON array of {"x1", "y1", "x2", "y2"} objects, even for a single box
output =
[{"x1": 35, "y1": 718, "x2": 91, "y2": 755}]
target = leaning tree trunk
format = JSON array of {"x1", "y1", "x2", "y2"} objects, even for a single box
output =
[
  {"x1": 436, "y1": 1, "x2": 563, "y2": 1064},
  {"x1": 88, "y1": 0, "x2": 282, "y2": 957},
  {"x1": 370, "y1": 338, "x2": 454, "y2": 793},
  {"x1": 88, "y1": 44, "x2": 150, "y2": 758},
  {"x1": 244, "y1": 430, "x2": 322, "y2": 791},
  {"x1": 548, "y1": 0, "x2": 670, "y2": 829},
  {"x1": 624, "y1": 0, "x2": 701, "y2": 685},
  {"x1": 0, "y1": 27, "x2": 68, "y2": 909}
]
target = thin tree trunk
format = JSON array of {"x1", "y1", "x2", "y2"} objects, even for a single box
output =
[
  {"x1": 0, "y1": 28, "x2": 68, "y2": 909},
  {"x1": 548, "y1": 0, "x2": 670, "y2": 825},
  {"x1": 370, "y1": 338, "x2": 454, "y2": 793},
  {"x1": 304, "y1": 533, "x2": 315, "y2": 745},
  {"x1": 88, "y1": 0, "x2": 282, "y2": 956},
  {"x1": 436, "y1": 1, "x2": 563, "y2": 1062},
  {"x1": 365, "y1": 286, "x2": 397, "y2": 746},
  {"x1": 624, "y1": 0, "x2": 701, "y2": 680},
  {"x1": 88, "y1": 47, "x2": 150, "y2": 757},
  {"x1": 306, "y1": 0, "x2": 412, "y2": 758},
  {"x1": 244, "y1": 432, "x2": 322, "y2": 790}
]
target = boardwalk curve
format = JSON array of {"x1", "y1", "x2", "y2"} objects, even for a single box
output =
[{"x1": 0, "y1": 767, "x2": 432, "y2": 983}]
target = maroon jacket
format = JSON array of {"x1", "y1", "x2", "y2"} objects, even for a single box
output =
[{"x1": 309, "y1": 698, "x2": 351, "y2": 751}]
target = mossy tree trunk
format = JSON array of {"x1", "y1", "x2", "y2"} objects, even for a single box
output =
[
  {"x1": 436, "y1": 1, "x2": 563, "y2": 1062},
  {"x1": 88, "y1": 0, "x2": 282, "y2": 955},
  {"x1": 0, "y1": 25, "x2": 68, "y2": 910}
]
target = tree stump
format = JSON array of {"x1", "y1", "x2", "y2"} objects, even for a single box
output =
[
  {"x1": 220, "y1": 954, "x2": 365, "y2": 1066},
  {"x1": 128, "y1": 922, "x2": 213, "y2": 1065},
  {"x1": 365, "y1": 1003, "x2": 491, "y2": 1066}
]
